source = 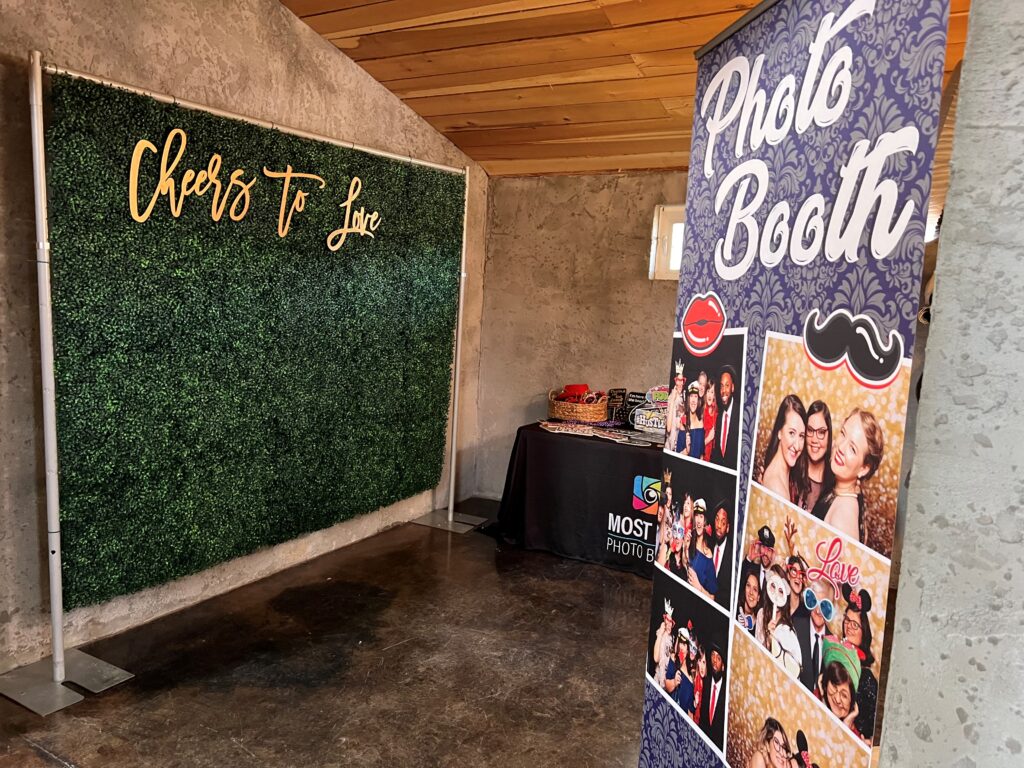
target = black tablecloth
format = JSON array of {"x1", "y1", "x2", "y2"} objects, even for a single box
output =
[{"x1": 498, "y1": 423, "x2": 663, "y2": 578}]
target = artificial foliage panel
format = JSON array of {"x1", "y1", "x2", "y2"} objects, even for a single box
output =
[{"x1": 46, "y1": 76, "x2": 465, "y2": 608}]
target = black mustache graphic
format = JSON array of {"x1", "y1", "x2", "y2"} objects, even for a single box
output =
[{"x1": 803, "y1": 309, "x2": 903, "y2": 386}]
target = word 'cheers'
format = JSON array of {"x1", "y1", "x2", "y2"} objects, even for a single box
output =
[{"x1": 128, "y1": 128, "x2": 382, "y2": 250}]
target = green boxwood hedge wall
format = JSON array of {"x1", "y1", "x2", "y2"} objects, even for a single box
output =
[{"x1": 46, "y1": 76, "x2": 465, "y2": 608}]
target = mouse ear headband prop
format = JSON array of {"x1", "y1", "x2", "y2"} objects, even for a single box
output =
[
  {"x1": 795, "y1": 731, "x2": 811, "y2": 768},
  {"x1": 841, "y1": 582, "x2": 872, "y2": 613},
  {"x1": 793, "y1": 731, "x2": 820, "y2": 768}
]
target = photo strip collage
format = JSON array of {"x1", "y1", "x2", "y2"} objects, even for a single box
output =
[
  {"x1": 648, "y1": 329, "x2": 745, "y2": 760},
  {"x1": 650, "y1": 326, "x2": 910, "y2": 767}
]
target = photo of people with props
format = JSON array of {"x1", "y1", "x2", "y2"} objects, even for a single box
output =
[
  {"x1": 665, "y1": 330, "x2": 745, "y2": 472},
  {"x1": 655, "y1": 454, "x2": 736, "y2": 610},
  {"x1": 647, "y1": 567, "x2": 731, "y2": 751},
  {"x1": 734, "y1": 485, "x2": 890, "y2": 746},
  {"x1": 727, "y1": 626, "x2": 867, "y2": 768},
  {"x1": 751, "y1": 333, "x2": 910, "y2": 558}
]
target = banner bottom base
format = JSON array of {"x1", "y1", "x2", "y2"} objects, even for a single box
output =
[
  {"x1": 0, "y1": 649, "x2": 132, "y2": 716},
  {"x1": 412, "y1": 508, "x2": 488, "y2": 534}
]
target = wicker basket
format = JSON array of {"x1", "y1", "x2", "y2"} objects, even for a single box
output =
[{"x1": 548, "y1": 390, "x2": 608, "y2": 422}]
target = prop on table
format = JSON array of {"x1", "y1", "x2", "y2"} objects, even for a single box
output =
[
  {"x1": 538, "y1": 420, "x2": 596, "y2": 437},
  {"x1": 625, "y1": 391, "x2": 647, "y2": 422},
  {"x1": 548, "y1": 385, "x2": 608, "y2": 422},
  {"x1": 606, "y1": 388, "x2": 627, "y2": 422},
  {"x1": 562, "y1": 418, "x2": 631, "y2": 428},
  {"x1": 593, "y1": 428, "x2": 628, "y2": 443},
  {"x1": 621, "y1": 385, "x2": 671, "y2": 435},
  {"x1": 631, "y1": 405, "x2": 667, "y2": 435},
  {"x1": 646, "y1": 385, "x2": 670, "y2": 408},
  {"x1": 593, "y1": 427, "x2": 656, "y2": 446}
]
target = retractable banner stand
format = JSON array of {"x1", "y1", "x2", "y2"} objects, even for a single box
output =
[{"x1": 639, "y1": 1, "x2": 949, "y2": 766}]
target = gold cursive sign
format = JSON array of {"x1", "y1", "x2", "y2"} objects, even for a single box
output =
[
  {"x1": 128, "y1": 128, "x2": 383, "y2": 251},
  {"x1": 327, "y1": 177, "x2": 381, "y2": 252},
  {"x1": 262, "y1": 165, "x2": 326, "y2": 238},
  {"x1": 129, "y1": 128, "x2": 256, "y2": 223}
]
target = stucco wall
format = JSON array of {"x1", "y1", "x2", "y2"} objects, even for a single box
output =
[
  {"x1": 475, "y1": 172, "x2": 683, "y2": 497},
  {"x1": 878, "y1": 2, "x2": 1024, "y2": 766},
  {"x1": 0, "y1": 0, "x2": 486, "y2": 673}
]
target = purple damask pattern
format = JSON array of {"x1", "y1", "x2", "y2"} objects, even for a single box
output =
[
  {"x1": 640, "y1": 1, "x2": 948, "y2": 765},
  {"x1": 640, "y1": 682, "x2": 725, "y2": 768},
  {"x1": 679, "y1": 1, "x2": 948, "y2": 532}
]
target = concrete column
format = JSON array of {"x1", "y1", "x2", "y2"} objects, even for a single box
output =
[{"x1": 879, "y1": 2, "x2": 1024, "y2": 766}]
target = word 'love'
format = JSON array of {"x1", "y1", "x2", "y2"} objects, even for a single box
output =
[{"x1": 806, "y1": 536, "x2": 861, "y2": 591}]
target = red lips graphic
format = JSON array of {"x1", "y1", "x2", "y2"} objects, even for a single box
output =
[{"x1": 682, "y1": 292, "x2": 726, "y2": 356}]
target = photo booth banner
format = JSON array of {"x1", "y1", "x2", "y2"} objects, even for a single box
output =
[
  {"x1": 639, "y1": 1, "x2": 949, "y2": 766},
  {"x1": 46, "y1": 76, "x2": 466, "y2": 608}
]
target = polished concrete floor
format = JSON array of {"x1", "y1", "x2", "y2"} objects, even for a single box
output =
[{"x1": 0, "y1": 503, "x2": 650, "y2": 767}]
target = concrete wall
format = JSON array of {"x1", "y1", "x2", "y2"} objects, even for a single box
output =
[
  {"x1": 0, "y1": 0, "x2": 487, "y2": 673},
  {"x1": 475, "y1": 172, "x2": 683, "y2": 497},
  {"x1": 879, "y1": 2, "x2": 1024, "y2": 766}
]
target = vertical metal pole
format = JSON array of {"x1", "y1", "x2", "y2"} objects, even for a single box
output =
[
  {"x1": 29, "y1": 50, "x2": 66, "y2": 683},
  {"x1": 446, "y1": 169, "x2": 471, "y2": 523}
]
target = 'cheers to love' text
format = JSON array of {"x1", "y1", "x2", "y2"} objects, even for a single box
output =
[
  {"x1": 700, "y1": 0, "x2": 918, "y2": 281},
  {"x1": 128, "y1": 128, "x2": 381, "y2": 251}
]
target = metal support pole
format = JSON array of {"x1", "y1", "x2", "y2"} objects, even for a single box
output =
[
  {"x1": 447, "y1": 172, "x2": 471, "y2": 523},
  {"x1": 0, "y1": 51, "x2": 132, "y2": 717},
  {"x1": 29, "y1": 49, "x2": 67, "y2": 684},
  {"x1": 414, "y1": 170, "x2": 485, "y2": 534}
]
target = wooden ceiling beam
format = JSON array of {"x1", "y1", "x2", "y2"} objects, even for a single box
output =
[
  {"x1": 392, "y1": 0, "x2": 599, "y2": 30},
  {"x1": 333, "y1": 0, "x2": 759, "y2": 58},
  {"x1": 427, "y1": 98, "x2": 671, "y2": 132},
  {"x1": 387, "y1": 56, "x2": 641, "y2": 98},
  {"x1": 286, "y1": 0, "x2": 968, "y2": 22},
  {"x1": 302, "y1": 0, "x2": 584, "y2": 38},
  {"x1": 284, "y1": 0, "x2": 971, "y2": 177},
  {"x1": 358, "y1": 14, "x2": 745, "y2": 80},
  {"x1": 948, "y1": 11, "x2": 969, "y2": 45},
  {"x1": 407, "y1": 73, "x2": 694, "y2": 117},
  {"x1": 480, "y1": 152, "x2": 688, "y2": 176},
  {"x1": 282, "y1": 0, "x2": 393, "y2": 17},
  {"x1": 464, "y1": 136, "x2": 690, "y2": 160},
  {"x1": 334, "y1": 5, "x2": 610, "y2": 57},
  {"x1": 631, "y1": 49, "x2": 700, "y2": 77},
  {"x1": 448, "y1": 115, "x2": 691, "y2": 147},
  {"x1": 599, "y1": 0, "x2": 758, "y2": 27}
]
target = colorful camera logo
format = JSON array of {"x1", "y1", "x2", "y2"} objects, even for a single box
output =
[{"x1": 632, "y1": 475, "x2": 661, "y2": 515}]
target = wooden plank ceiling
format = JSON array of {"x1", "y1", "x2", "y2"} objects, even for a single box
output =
[{"x1": 283, "y1": 0, "x2": 971, "y2": 176}]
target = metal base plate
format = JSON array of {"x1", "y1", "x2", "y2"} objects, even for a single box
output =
[
  {"x1": 0, "y1": 657, "x2": 83, "y2": 716},
  {"x1": 453, "y1": 511, "x2": 488, "y2": 528},
  {"x1": 0, "y1": 651, "x2": 132, "y2": 716},
  {"x1": 412, "y1": 509, "x2": 488, "y2": 533},
  {"x1": 64, "y1": 649, "x2": 134, "y2": 693}
]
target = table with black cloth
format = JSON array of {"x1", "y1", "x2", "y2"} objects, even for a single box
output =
[{"x1": 498, "y1": 423, "x2": 663, "y2": 578}]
